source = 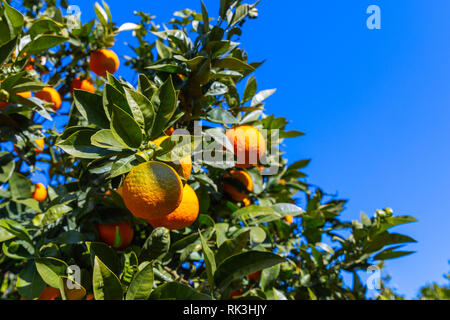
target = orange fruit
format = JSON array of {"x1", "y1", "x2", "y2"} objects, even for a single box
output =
[
  {"x1": 25, "y1": 57, "x2": 35, "y2": 71},
  {"x1": 89, "y1": 49, "x2": 120, "y2": 78},
  {"x1": 35, "y1": 87, "x2": 61, "y2": 111},
  {"x1": 85, "y1": 293, "x2": 94, "y2": 300},
  {"x1": 34, "y1": 138, "x2": 45, "y2": 155},
  {"x1": 165, "y1": 127, "x2": 175, "y2": 136},
  {"x1": 230, "y1": 289, "x2": 243, "y2": 298},
  {"x1": 122, "y1": 161, "x2": 184, "y2": 220},
  {"x1": 38, "y1": 286, "x2": 60, "y2": 300},
  {"x1": 222, "y1": 170, "x2": 253, "y2": 205},
  {"x1": 153, "y1": 136, "x2": 192, "y2": 180},
  {"x1": 285, "y1": 215, "x2": 294, "y2": 224},
  {"x1": 13, "y1": 138, "x2": 45, "y2": 156},
  {"x1": 96, "y1": 221, "x2": 134, "y2": 250},
  {"x1": 32, "y1": 183, "x2": 47, "y2": 202},
  {"x1": 16, "y1": 91, "x2": 32, "y2": 98},
  {"x1": 71, "y1": 77, "x2": 95, "y2": 93},
  {"x1": 226, "y1": 125, "x2": 266, "y2": 168},
  {"x1": 247, "y1": 270, "x2": 261, "y2": 282},
  {"x1": 147, "y1": 184, "x2": 199, "y2": 230},
  {"x1": 20, "y1": 286, "x2": 60, "y2": 300}
]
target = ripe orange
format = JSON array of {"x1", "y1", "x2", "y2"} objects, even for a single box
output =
[
  {"x1": 35, "y1": 87, "x2": 61, "y2": 111},
  {"x1": 96, "y1": 221, "x2": 134, "y2": 250},
  {"x1": 71, "y1": 77, "x2": 95, "y2": 93},
  {"x1": 34, "y1": 138, "x2": 45, "y2": 155},
  {"x1": 32, "y1": 183, "x2": 47, "y2": 202},
  {"x1": 147, "y1": 184, "x2": 199, "y2": 230},
  {"x1": 85, "y1": 293, "x2": 94, "y2": 300},
  {"x1": 89, "y1": 49, "x2": 120, "y2": 78},
  {"x1": 165, "y1": 127, "x2": 175, "y2": 136},
  {"x1": 247, "y1": 270, "x2": 261, "y2": 282},
  {"x1": 230, "y1": 289, "x2": 243, "y2": 298},
  {"x1": 25, "y1": 57, "x2": 35, "y2": 71},
  {"x1": 285, "y1": 215, "x2": 294, "y2": 224},
  {"x1": 16, "y1": 91, "x2": 32, "y2": 99},
  {"x1": 222, "y1": 170, "x2": 253, "y2": 205},
  {"x1": 226, "y1": 125, "x2": 266, "y2": 168},
  {"x1": 122, "y1": 161, "x2": 184, "y2": 220},
  {"x1": 38, "y1": 286, "x2": 60, "y2": 300},
  {"x1": 20, "y1": 286, "x2": 60, "y2": 300},
  {"x1": 153, "y1": 136, "x2": 192, "y2": 180}
]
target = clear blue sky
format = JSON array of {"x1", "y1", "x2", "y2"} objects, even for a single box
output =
[{"x1": 38, "y1": 0, "x2": 450, "y2": 298}]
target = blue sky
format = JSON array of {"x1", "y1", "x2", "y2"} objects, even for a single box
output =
[{"x1": 31, "y1": 0, "x2": 450, "y2": 298}]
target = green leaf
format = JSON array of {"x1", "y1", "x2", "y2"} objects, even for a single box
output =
[
  {"x1": 373, "y1": 248, "x2": 415, "y2": 260},
  {"x1": 86, "y1": 242, "x2": 121, "y2": 275},
  {"x1": 150, "y1": 77, "x2": 177, "y2": 139},
  {"x1": 206, "y1": 108, "x2": 238, "y2": 124},
  {"x1": 57, "y1": 129, "x2": 116, "y2": 159},
  {"x1": 123, "y1": 87, "x2": 155, "y2": 134},
  {"x1": 242, "y1": 75, "x2": 257, "y2": 103},
  {"x1": 213, "y1": 57, "x2": 255, "y2": 73},
  {"x1": 35, "y1": 257, "x2": 69, "y2": 288},
  {"x1": 16, "y1": 262, "x2": 46, "y2": 300},
  {"x1": 73, "y1": 90, "x2": 109, "y2": 128},
  {"x1": 201, "y1": 0, "x2": 210, "y2": 32},
  {"x1": 93, "y1": 256, "x2": 123, "y2": 300},
  {"x1": 59, "y1": 276, "x2": 87, "y2": 300},
  {"x1": 214, "y1": 251, "x2": 285, "y2": 290},
  {"x1": 9, "y1": 172, "x2": 32, "y2": 200},
  {"x1": 0, "y1": 218, "x2": 32, "y2": 243},
  {"x1": 110, "y1": 104, "x2": 143, "y2": 149},
  {"x1": 0, "y1": 36, "x2": 17, "y2": 65},
  {"x1": 364, "y1": 232, "x2": 417, "y2": 253},
  {"x1": 251, "y1": 89, "x2": 276, "y2": 106},
  {"x1": 0, "y1": 151, "x2": 15, "y2": 183},
  {"x1": 28, "y1": 18, "x2": 63, "y2": 38},
  {"x1": 199, "y1": 229, "x2": 216, "y2": 294},
  {"x1": 260, "y1": 264, "x2": 280, "y2": 292},
  {"x1": 91, "y1": 129, "x2": 125, "y2": 150},
  {"x1": 21, "y1": 35, "x2": 68, "y2": 55},
  {"x1": 125, "y1": 262, "x2": 154, "y2": 300},
  {"x1": 216, "y1": 229, "x2": 250, "y2": 265},
  {"x1": 139, "y1": 227, "x2": 170, "y2": 262},
  {"x1": 149, "y1": 282, "x2": 213, "y2": 300},
  {"x1": 2, "y1": 0, "x2": 24, "y2": 32},
  {"x1": 109, "y1": 152, "x2": 138, "y2": 178}
]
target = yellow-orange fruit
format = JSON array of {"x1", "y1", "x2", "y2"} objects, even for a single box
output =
[
  {"x1": 34, "y1": 138, "x2": 45, "y2": 155},
  {"x1": 35, "y1": 87, "x2": 61, "y2": 111},
  {"x1": 222, "y1": 170, "x2": 253, "y2": 205},
  {"x1": 89, "y1": 49, "x2": 120, "y2": 78},
  {"x1": 230, "y1": 289, "x2": 243, "y2": 298},
  {"x1": 285, "y1": 215, "x2": 294, "y2": 224},
  {"x1": 226, "y1": 125, "x2": 266, "y2": 168},
  {"x1": 165, "y1": 127, "x2": 175, "y2": 136},
  {"x1": 25, "y1": 57, "x2": 35, "y2": 71},
  {"x1": 96, "y1": 221, "x2": 134, "y2": 250},
  {"x1": 20, "y1": 286, "x2": 60, "y2": 300},
  {"x1": 122, "y1": 161, "x2": 184, "y2": 220},
  {"x1": 153, "y1": 136, "x2": 192, "y2": 180},
  {"x1": 71, "y1": 77, "x2": 95, "y2": 93},
  {"x1": 226, "y1": 126, "x2": 266, "y2": 168},
  {"x1": 32, "y1": 183, "x2": 47, "y2": 202},
  {"x1": 16, "y1": 91, "x2": 32, "y2": 98},
  {"x1": 147, "y1": 184, "x2": 199, "y2": 230},
  {"x1": 85, "y1": 293, "x2": 94, "y2": 300},
  {"x1": 247, "y1": 270, "x2": 261, "y2": 282}
]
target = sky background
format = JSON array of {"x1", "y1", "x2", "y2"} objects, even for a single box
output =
[{"x1": 30, "y1": 0, "x2": 450, "y2": 298}]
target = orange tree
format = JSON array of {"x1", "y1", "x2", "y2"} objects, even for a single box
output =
[{"x1": 0, "y1": 0, "x2": 418, "y2": 300}]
